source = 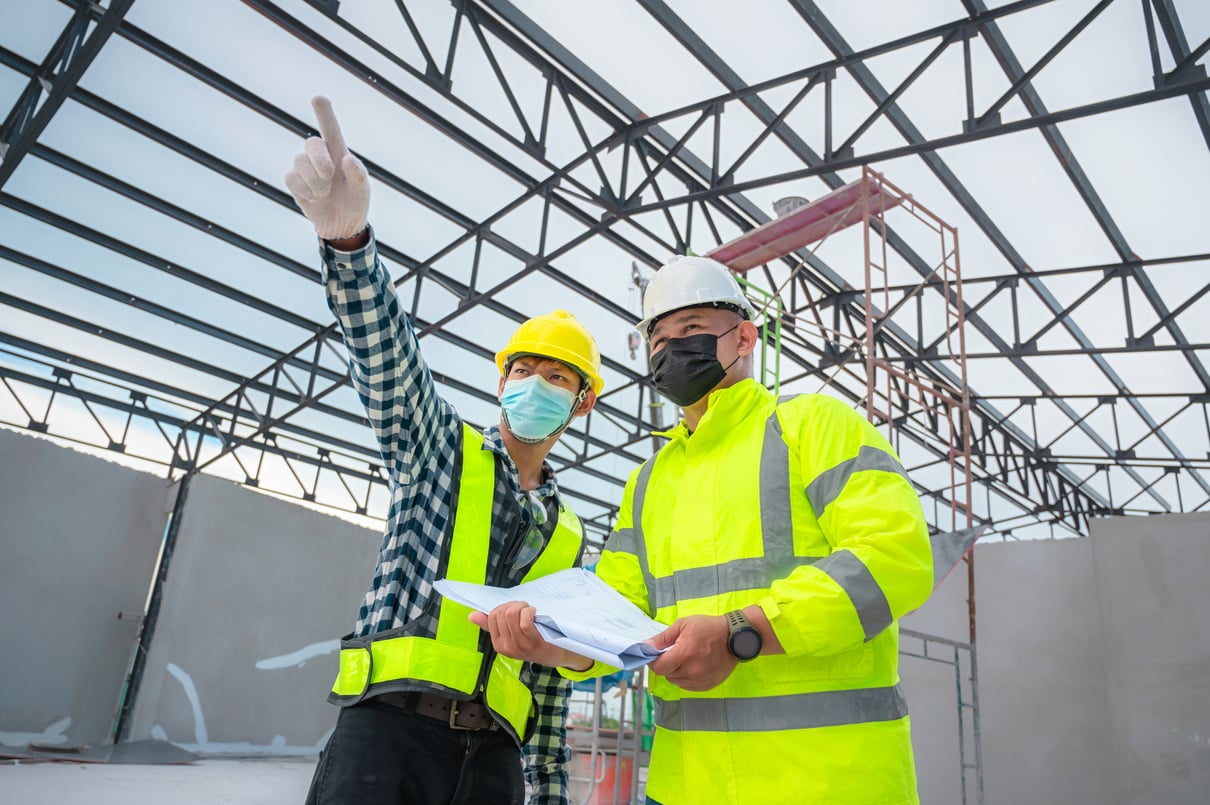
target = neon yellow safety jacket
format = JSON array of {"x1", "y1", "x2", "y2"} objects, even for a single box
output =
[
  {"x1": 329, "y1": 424, "x2": 585, "y2": 744},
  {"x1": 589, "y1": 379, "x2": 933, "y2": 804}
]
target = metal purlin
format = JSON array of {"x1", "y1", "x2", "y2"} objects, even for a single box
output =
[{"x1": 2, "y1": 4, "x2": 1200, "y2": 532}]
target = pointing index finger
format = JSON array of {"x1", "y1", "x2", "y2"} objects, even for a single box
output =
[{"x1": 311, "y1": 96, "x2": 350, "y2": 160}]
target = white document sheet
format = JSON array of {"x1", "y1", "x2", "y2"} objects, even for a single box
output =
[{"x1": 434, "y1": 567, "x2": 667, "y2": 671}]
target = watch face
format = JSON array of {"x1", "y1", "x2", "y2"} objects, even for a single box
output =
[{"x1": 730, "y1": 628, "x2": 761, "y2": 660}]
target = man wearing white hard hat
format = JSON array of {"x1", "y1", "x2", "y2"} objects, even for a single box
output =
[
  {"x1": 475, "y1": 254, "x2": 934, "y2": 803},
  {"x1": 286, "y1": 96, "x2": 604, "y2": 805}
]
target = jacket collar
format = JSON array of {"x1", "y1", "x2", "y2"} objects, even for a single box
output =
[{"x1": 653, "y1": 378, "x2": 771, "y2": 443}]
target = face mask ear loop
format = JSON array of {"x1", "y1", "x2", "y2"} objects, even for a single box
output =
[
  {"x1": 548, "y1": 385, "x2": 588, "y2": 440},
  {"x1": 718, "y1": 323, "x2": 743, "y2": 374}
]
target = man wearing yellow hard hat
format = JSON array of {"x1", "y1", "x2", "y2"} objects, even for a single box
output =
[{"x1": 285, "y1": 96, "x2": 603, "y2": 805}]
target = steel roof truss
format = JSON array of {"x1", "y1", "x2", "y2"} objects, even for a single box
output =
[{"x1": 0, "y1": 0, "x2": 136, "y2": 187}]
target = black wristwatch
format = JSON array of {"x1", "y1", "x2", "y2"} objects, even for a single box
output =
[{"x1": 725, "y1": 609, "x2": 762, "y2": 661}]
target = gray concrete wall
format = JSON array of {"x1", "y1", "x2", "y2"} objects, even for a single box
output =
[
  {"x1": 970, "y1": 513, "x2": 1210, "y2": 805},
  {"x1": 6, "y1": 427, "x2": 1209, "y2": 802},
  {"x1": 904, "y1": 514, "x2": 1210, "y2": 805},
  {"x1": 1093, "y1": 513, "x2": 1210, "y2": 805},
  {"x1": 0, "y1": 428, "x2": 169, "y2": 747},
  {"x1": 976, "y1": 536, "x2": 1120, "y2": 805},
  {"x1": 125, "y1": 473, "x2": 379, "y2": 754}
]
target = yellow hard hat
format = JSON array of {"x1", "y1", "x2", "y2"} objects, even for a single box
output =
[{"x1": 495, "y1": 310, "x2": 604, "y2": 395}]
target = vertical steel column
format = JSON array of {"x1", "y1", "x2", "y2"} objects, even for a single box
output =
[{"x1": 112, "y1": 473, "x2": 192, "y2": 743}]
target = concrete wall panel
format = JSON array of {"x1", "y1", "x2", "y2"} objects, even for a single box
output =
[
  {"x1": 9, "y1": 427, "x2": 1210, "y2": 805},
  {"x1": 0, "y1": 429, "x2": 169, "y2": 747},
  {"x1": 1092, "y1": 513, "x2": 1210, "y2": 805},
  {"x1": 976, "y1": 537, "x2": 1119, "y2": 805},
  {"x1": 125, "y1": 473, "x2": 379, "y2": 754}
]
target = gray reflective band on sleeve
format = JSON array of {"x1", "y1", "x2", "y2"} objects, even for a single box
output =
[
  {"x1": 655, "y1": 684, "x2": 908, "y2": 732},
  {"x1": 805, "y1": 444, "x2": 908, "y2": 516},
  {"x1": 603, "y1": 527, "x2": 640, "y2": 555},
  {"x1": 814, "y1": 549, "x2": 894, "y2": 641}
]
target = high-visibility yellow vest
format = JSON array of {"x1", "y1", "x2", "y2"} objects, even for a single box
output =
[
  {"x1": 329, "y1": 424, "x2": 584, "y2": 743},
  {"x1": 595, "y1": 379, "x2": 933, "y2": 804}
]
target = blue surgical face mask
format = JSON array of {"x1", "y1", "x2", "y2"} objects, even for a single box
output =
[{"x1": 500, "y1": 375, "x2": 580, "y2": 443}]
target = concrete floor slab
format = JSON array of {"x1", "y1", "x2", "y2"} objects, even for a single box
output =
[{"x1": 0, "y1": 756, "x2": 317, "y2": 805}]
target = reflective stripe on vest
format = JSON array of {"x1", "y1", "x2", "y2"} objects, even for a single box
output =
[
  {"x1": 605, "y1": 401, "x2": 822, "y2": 613},
  {"x1": 654, "y1": 684, "x2": 909, "y2": 732},
  {"x1": 330, "y1": 424, "x2": 584, "y2": 738},
  {"x1": 604, "y1": 397, "x2": 902, "y2": 641}
]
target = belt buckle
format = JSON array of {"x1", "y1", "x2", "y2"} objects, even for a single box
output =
[{"x1": 448, "y1": 701, "x2": 478, "y2": 731}]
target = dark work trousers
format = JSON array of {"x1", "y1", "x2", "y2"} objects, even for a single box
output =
[{"x1": 305, "y1": 698, "x2": 524, "y2": 805}]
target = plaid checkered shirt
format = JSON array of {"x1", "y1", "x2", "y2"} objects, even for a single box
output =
[{"x1": 322, "y1": 230, "x2": 578, "y2": 805}]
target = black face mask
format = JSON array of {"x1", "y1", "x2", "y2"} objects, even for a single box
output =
[{"x1": 649, "y1": 326, "x2": 739, "y2": 407}]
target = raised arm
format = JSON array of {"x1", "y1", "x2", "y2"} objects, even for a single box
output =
[
  {"x1": 286, "y1": 96, "x2": 453, "y2": 471},
  {"x1": 285, "y1": 96, "x2": 370, "y2": 242}
]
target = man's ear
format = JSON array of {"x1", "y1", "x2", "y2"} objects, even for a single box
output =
[
  {"x1": 497, "y1": 375, "x2": 507, "y2": 398},
  {"x1": 736, "y1": 320, "x2": 761, "y2": 357},
  {"x1": 573, "y1": 389, "x2": 597, "y2": 417}
]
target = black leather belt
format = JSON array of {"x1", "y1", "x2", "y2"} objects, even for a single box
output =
[{"x1": 374, "y1": 691, "x2": 499, "y2": 731}]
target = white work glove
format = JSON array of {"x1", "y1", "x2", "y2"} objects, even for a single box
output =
[{"x1": 284, "y1": 96, "x2": 370, "y2": 241}]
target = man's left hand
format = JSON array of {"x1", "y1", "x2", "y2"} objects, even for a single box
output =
[{"x1": 647, "y1": 614, "x2": 737, "y2": 691}]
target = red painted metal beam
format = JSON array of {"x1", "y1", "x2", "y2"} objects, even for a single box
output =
[{"x1": 706, "y1": 177, "x2": 903, "y2": 272}]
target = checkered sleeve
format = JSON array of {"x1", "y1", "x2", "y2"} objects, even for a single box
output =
[
  {"x1": 523, "y1": 663, "x2": 573, "y2": 805},
  {"x1": 320, "y1": 229, "x2": 451, "y2": 475}
]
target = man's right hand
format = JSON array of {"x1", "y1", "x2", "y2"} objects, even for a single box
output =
[
  {"x1": 284, "y1": 96, "x2": 371, "y2": 241},
  {"x1": 469, "y1": 601, "x2": 593, "y2": 671}
]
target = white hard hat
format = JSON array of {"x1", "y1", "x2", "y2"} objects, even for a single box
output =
[{"x1": 636, "y1": 255, "x2": 756, "y2": 343}]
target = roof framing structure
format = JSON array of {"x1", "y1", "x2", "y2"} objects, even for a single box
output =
[{"x1": 2, "y1": 0, "x2": 1208, "y2": 543}]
